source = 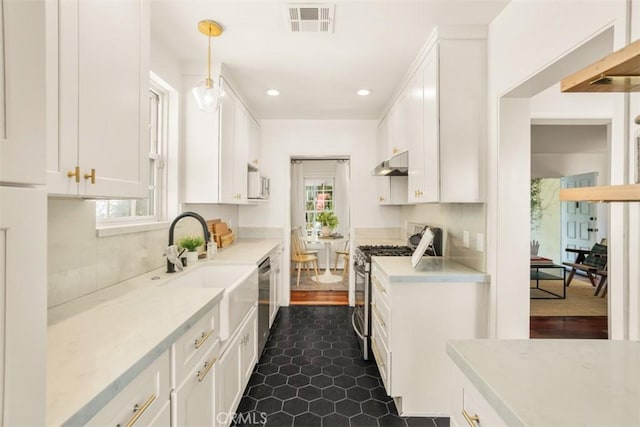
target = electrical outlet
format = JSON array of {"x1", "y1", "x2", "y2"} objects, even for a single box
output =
[
  {"x1": 462, "y1": 231, "x2": 470, "y2": 248},
  {"x1": 476, "y1": 233, "x2": 484, "y2": 252}
]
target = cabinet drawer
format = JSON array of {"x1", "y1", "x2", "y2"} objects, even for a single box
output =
[
  {"x1": 370, "y1": 271, "x2": 389, "y2": 301},
  {"x1": 371, "y1": 286, "x2": 390, "y2": 347},
  {"x1": 371, "y1": 319, "x2": 391, "y2": 395},
  {"x1": 452, "y1": 379, "x2": 507, "y2": 427},
  {"x1": 174, "y1": 305, "x2": 220, "y2": 382},
  {"x1": 87, "y1": 350, "x2": 170, "y2": 427}
]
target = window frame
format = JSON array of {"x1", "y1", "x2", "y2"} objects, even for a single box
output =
[
  {"x1": 304, "y1": 176, "x2": 336, "y2": 233},
  {"x1": 95, "y1": 76, "x2": 169, "y2": 233}
]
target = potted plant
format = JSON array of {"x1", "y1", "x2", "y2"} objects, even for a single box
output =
[
  {"x1": 178, "y1": 235, "x2": 205, "y2": 264},
  {"x1": 317, "y1": 211, "x2": 339, "y2": 236}
]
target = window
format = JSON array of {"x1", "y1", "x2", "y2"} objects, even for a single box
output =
[
  {"x1": 96, "y1": 88, "x2": 164, "y2": 224},
  {"x1": 304, "y1": 178, "x2": 334, "y2": 232}
]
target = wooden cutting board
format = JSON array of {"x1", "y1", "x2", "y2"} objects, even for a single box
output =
[
  {"x1": 213, "y1": 222, "x2": 229, "y2": 235},
  {"x1": 219, "y1": 232, "x2": 234, "y2": 248}
]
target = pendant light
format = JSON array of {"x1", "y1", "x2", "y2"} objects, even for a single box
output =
[{"x1": 192, "y1": 20, "x2": 223, "y2": 113}]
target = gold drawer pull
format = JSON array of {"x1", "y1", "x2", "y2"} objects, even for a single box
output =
[
  {"x1": 194, "y1": 329, "x2": 214, "y2": 349},
  {"x1": 462, "y1": 409, "x2": 480, "y2": 426},
  {"x1": 84, "y1": 168, "x2": 96, "y2": 184},
  {"x1": 197, "y1": 356, "x2": 217, "y2": 382},
  {"x1": 372, "y1": 276, "x2": 386, "y2": 294},
  {"x1": 67, "y1": 166, "x2": 80, "y2": 183},
  {"x1": 119, "y1": 393, "x2": 156, "y2": 427}
]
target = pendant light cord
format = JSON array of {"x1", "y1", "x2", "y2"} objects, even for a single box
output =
[{"x1": 207, "y1": 25, "x2": 212, "y2": 87}]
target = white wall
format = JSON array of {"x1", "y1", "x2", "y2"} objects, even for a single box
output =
[
  {"x1": 240, "y1": 120, "x2": 401, "y2": 305},
  {"x1": 239, "y1": 120, "x2": 400, "y2": 231},
  {"x1": 401, "y1": 203, "x2": 486, "y2": 272},
  {"x1": 487, "y1": 0, "x2": 630, "y2": 339}
]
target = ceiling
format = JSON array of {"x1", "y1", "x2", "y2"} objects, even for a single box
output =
[{"x1": 151, "y1": 1, "x2": 509, "y2": 120}]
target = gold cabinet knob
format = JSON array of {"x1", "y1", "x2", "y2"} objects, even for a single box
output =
[
  {"x1": 83, "y1": 168, "x2": 96, "y2": 184},
  {"x1": 392, "y1": 147, "x2": 399, "y2": 155},
  {"x1": 67, "y1": 166, "x2": 80, "y2": 183},
  {"x1": 379, "y1": 196, "x2": 385, "y2": 202}
]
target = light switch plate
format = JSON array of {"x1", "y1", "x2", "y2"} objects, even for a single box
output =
[
  {"x1": 462, "y1": 231, "x2": 470, "y2": 248},
  {"x1": 476, "y1": 233, "x2": 484, "y2": 252}
]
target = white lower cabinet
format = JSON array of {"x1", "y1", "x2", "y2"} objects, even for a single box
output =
[
  {"x1": 86, "y1": 350, "x2": 171, "y2": 426},
  {"x1": 269, "y1": 245, "x2": 283, "y2": 327},
  {"x1": 174, "y1": 346, "x2": 218, "y2": 427},
  {"x1": 370, "y1": 262, "x2": 487, "y2": 416},
  {"x1": 217, "y1": 306, "x2": 258, "y2": 427}
]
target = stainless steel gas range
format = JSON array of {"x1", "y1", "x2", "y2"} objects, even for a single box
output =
[{"x1": 351, "y1": 227, "x2": 442, "y2": 360}]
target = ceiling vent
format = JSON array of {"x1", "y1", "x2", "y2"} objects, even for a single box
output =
[{"x1": 286, "y1": 4, "x2": 334, "y2": 33}]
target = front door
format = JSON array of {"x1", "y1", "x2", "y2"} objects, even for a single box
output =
[{"x1": 560, "y1": 172, "x2": 598, "y2": 263}]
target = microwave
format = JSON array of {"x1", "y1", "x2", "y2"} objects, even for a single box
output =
[{"x1": 248, "y1": 171, "x2": 269, "y2": 199}]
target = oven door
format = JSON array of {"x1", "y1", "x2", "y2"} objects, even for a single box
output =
[{"x1": 352, "y1": 262, "x2": 370, "y2": 360}]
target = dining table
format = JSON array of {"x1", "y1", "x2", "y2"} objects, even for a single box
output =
[{"x1": 315, "y1": 234, "x2": 344, "y2": 283}]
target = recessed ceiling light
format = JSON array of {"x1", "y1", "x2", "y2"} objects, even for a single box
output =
[
  {"x1": 266, "y1": 89, "x2": 280, "y2": 96},
  {"x1": 356, "y1": 89, "x2": 371, "y2": 96}
]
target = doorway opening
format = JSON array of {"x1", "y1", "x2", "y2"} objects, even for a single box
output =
[
  {"x1": 529, "y1": 123, "x2": 610, "y2": 338},
  {"x1": 289, "y1": 157, "x2": 351, "y2": 305}
]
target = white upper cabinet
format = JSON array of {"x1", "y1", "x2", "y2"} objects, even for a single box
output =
[
  {"x1": 0, "y1": 0, "x2": 47, "y2": 185},
  {"x1": 248, "y1": 116, "x2": 261, "y2": 170},
  {"x1": 219, "y1": 79, "x2": 250, "y2": 203},
  {"x1": 46, "y1": 0, "x2": 150, "y2": 198},
  {"x1": 185, "y1": 76, "x2": 261, "y2": 205},
  {"x1": 385, "y1": 89, "x2": 410, "y2": 158},
  {"x1": 437, "y1": 37, "x2": 485, "y2": 202},
  {"x1": 383, "y1": 28, "x2": 486, "y2": 204}
]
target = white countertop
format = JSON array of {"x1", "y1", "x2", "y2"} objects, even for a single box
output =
[
  {"x1": 372, "y1": 257, "x2": 489, "y2": 283},
  {"x1": 210, "y1": 238, "x2": 281, "y2": 264},
  {"x1": 447, "y1": 339, "x2": 640, "y2": 427}
]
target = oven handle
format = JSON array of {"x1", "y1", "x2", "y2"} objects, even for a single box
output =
[{"x1": 351, "y1": 310, "x2": 365, "y2": 341}]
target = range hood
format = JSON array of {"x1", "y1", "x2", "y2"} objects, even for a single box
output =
[
  {"x1": 373, "y1": 151, "x2": 408, "y2": 176},
  {"x1": 561, "y1": 38, "x2": 640, "y2": 92}
]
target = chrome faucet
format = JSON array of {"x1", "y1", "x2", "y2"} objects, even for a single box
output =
[{"x1": 167, "y1": 211, "x2": 211, "y2": 273}]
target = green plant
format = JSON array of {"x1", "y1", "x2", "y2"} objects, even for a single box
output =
[
  {"x1": 178, "y1": 235, "x2": 205, "y2": 252},
  {"x1": 317, "y1": 211, "x2": 339, "y2": 229}
]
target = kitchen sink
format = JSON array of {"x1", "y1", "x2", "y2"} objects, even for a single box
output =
[{"x1": 162, "y1": 264, "x2": 258, "y2": 341}]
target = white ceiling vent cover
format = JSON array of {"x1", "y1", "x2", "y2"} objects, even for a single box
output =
[{"x1": 286, "y1": 4, "x2": 334, "y2": 33}]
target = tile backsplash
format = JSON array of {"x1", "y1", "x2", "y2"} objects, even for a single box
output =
[{"x1": 48, "y1": 199, "x2": 167, "y2": 308}]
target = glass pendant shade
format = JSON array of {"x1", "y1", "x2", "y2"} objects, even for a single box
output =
[
  {"x1": 192, "y1": 77, "x2": 221, "y2": 113},
  {"x1": 192, "y1": 20, "x2": 224, "y2": 113}
]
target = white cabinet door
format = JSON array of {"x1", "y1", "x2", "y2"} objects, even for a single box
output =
[
  {"x1": 232, "y1": 102, "x2": 249, "y2": 202},
  {"x1": 217, "y1": 335, "x2": 242, "y2": 427},
  {"x1": 269, "y1": 250, "x2": 281, "y2": 327},
  {"x1": 407, "y1": 62, "x2": 424, "y2": 204},
  {"x1": 47, "y1": 0, "x2": 150, "y2": 198},
  {"x1": 175, "y1": 348, "x2": 218, "y2": 427},
  {"x1": 218, "y1": 81, "x2": 236, "y2": 204},
  {"x1": 240, "y1": 310, "x2": 258, "y2": 382},
  {"x1": 0, "y1": 0, "x2": 47, "y2": 185},
  {"x1": 0, "y1": 187, "x2": 47, "y2": 427},
  {"x1": 421, "y1": 47, "x2": 440, "y2": 203},
  {"x1": 248, "y1": 116, "x2": 261, "y2": 170}
]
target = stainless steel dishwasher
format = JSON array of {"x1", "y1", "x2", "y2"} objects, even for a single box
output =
[{"x1": 257, "y1": 257, "x2": 271, "y2": 356}]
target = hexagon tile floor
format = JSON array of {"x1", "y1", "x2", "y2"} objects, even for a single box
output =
[{"x1": 232, "y1": 306, "x2": 449, "y2": 427}]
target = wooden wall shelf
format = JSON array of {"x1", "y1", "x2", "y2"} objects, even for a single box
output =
[
  {"x1": 559, "y1": 184, "x2": 640, "y2": 202},
  {"x1": 561, "y1": 38, "x2": 640, "y2": 92}
]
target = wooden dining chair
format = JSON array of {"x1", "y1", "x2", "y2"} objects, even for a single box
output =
[
  {"x1": 332, "y1": 240, "x2": 350, "y2": 283},
  {"x1": 290, "y1": 229, "x2": 320, "y2": 287}
]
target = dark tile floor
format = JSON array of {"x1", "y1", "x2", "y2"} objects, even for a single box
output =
[{"x1": 233, "y1": 306, "x2": 449, "y2": 427}]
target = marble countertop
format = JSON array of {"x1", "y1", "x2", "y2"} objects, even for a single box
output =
[
  {"x1": 210, "y1": 238, "x2": 282, "y2": 264},
  {"x1": 372, "y1": 257, "x2": 489, "y2": 283},
  {"x1": 447, "y1": 339, "x2": 640, "y2": 426},
  {"x1": 46, "y1": 260, "x2": 258, "y2": 426}
]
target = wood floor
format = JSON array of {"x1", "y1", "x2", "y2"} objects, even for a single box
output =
[
  {"x1": 290, "y1": 290, "x2": 349, "y2": 305},
  {"x1": 530, "y1": 316, "x2": 608, "y2": 339}
]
